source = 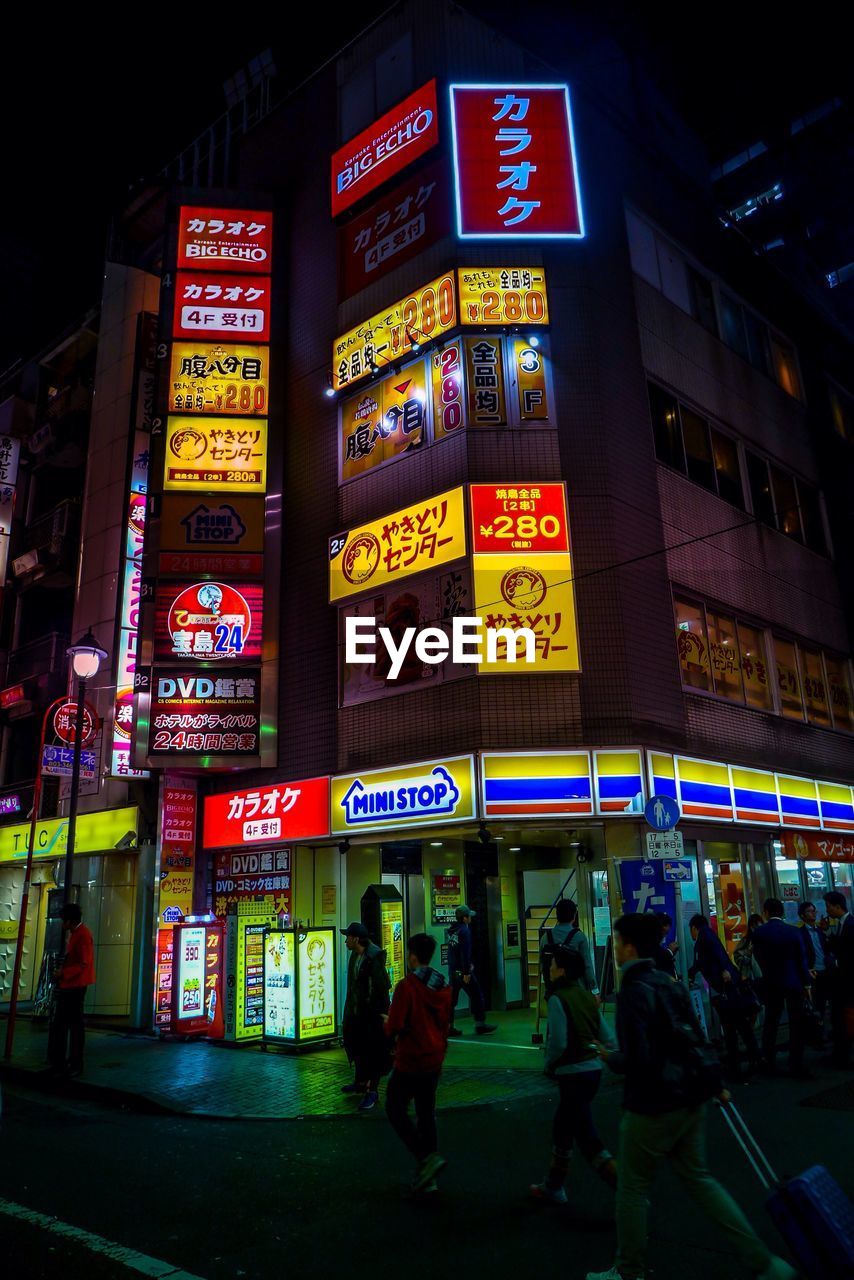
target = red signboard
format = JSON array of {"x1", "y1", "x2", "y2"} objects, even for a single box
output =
[
  {"x1": 153, "y1": 581, "x2": 263, "y2": 663},
  {"x1": 203, "y1": 776, "x2": 330, "y2": 849},
  {"x1": 154, "y1": 927, "x2": 175, "y2": 1028},
  {"x1": 469, "y1": 482, "x2": 570, "y2": 554},
  {"x1": 149, "y1": 667, "x2": 262, "y2": 756},
  {"x1": 331, "y1": 79, "x2": 439, "y2": 218},
  {"x1": 0, "y1": 684, "x2": 25, "y2": 709},
  {"x1": 159, "y1": 550, "x2": 264, "y2": 579},
  {"x1": 784, "y1": 831, "x2": 854, "y2": 864},
  {"x1": 177, "y1": 206, "x2": 273, "y2": 274},
  {"x1": 171, "y1": 920, "x2": 224, "y2": 1037},
  {"x1": 338, "y1": 157, "x2": 450, "y2": 299},
  {"x1": 53, "y1": 700, "x2": 99, "y2": 747},
  {"x1": 172, "y1": 272, "x2": 271, "y2": 342},
  {"x1": 214, "y1": 847, "x2": 292, "y2": 919},
  {"x1": 449, "y1": 84, "x2": 583, "y2": 238}
]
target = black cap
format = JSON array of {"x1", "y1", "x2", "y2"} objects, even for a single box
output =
[{"x1": 341, "y1": 921, "x2": 369, "y2": 939}]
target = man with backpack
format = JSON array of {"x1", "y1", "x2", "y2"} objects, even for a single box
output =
[
  {"x1": 446, "y1": 905, "x2": 496, "y2": 1037},
  {"x1": 540, "y1": 898, "x2": 599, "y2": 997},
  {"x1": 586, "y1": 912, "x2": 795, "y2": 1280}
]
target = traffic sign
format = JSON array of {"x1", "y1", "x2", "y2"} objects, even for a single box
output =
[
  {"x1": 662, "y1": 859, "x2": 693, "y2": 882},
  {"x1": 41, "y1": 743, "x2": 96, "y2": 780},
  {"x1": 645, "y1": 829, "x2": 685, "y2": 859},
  {"x1": 644, "y1": 794, "x2": 681, "y2": 831},
  {"x1": 53, "y1": 700, "x2": 99, "y2": 747}
]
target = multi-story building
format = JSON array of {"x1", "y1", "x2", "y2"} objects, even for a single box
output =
[{"x1": 9, "y1": 3, "x2": 851, "y2": 1033}]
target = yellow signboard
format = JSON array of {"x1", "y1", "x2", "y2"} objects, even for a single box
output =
[
  {"x1": 169, "y1": 343, "x2": 269, "y2": 416},
  {"x1": 297, "y1": 928, "x2": 336, "y2": 1040},
  {"x1": 329, "y1": 486, "x2": 466, "y2": 603},
  {"x1": 431, "y1": 339, "x2": 465, "y2": 440},
  {"x1": 381, "y1": 899, "x2": 405, "y2": 989},
  {"x1": 0, "y1": 806, "x2": 139, "y2": 865},
  {"x1": 472, "y1": 553, "x2": 580, "y2": 672},
  {"x1": 333, "y1": 273, "x2": 457, "y2": 391},
  {"x1": 163, "y1": 416, "x2": 267, "y2": 492},
  {"x1": 513, "y1": 338, "x2": 549, "y2": 420},
  {"x1": 0, "y1": 919, "x2": 19, "y2": 940},
  {"x1": 340, "y1": 358, "x2": 427, "y2": 480},
  {"x1": 331, "y1": 754, "x2": 476, "y2": 835},
  {"x1": 464, "y1": 336, "x2": 507, "y2": 426},
  {"x1": 457, "y1": 267, "x2": 549, "y2": 326}
]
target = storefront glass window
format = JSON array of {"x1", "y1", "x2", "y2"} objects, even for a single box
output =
[
  {"x1": 737, "y1": 621, "x2": 773, "y2": 710},
  {"x1": 803, "y1": 861, "x2": 832, "y2": 912},
  {"x1": 674, "y1": 597, "x2": 712, "y2": 692},
  {"x1": 831, "y1": 863, "x2": 854, "y2": 910},
  {"x1": 825, "y1": 654, "x2": 854, "y2": 732},
  {"x1": 707, "y1": 609, "x2": 744, "y2": 702},
  {"x1": 799, "y1": 647, "x2": 831, "y2": 728},
  {"x1": 774, "y1": 637, "x2": 805, "y2": 720}
]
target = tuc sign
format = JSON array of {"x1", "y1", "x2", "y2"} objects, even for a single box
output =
[
  {"x1": 203, "y1": 776, "x2": 330, "y2": 849},
  {"x1": 331, "y1": 755, "x2": 476, "y2": 835},
  {"x1": 449, "y1": 84, "x2": 584, "y2": 239},
  {"x1": 331, "y1": 79, "x2": 439, "y2": 218}
]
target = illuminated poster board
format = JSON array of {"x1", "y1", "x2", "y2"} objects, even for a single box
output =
[
  {"x1": 263, "y1": 928, "x2": 337, "y2": 1047},
  {"x1": 169, "y1": 343, "x2": 269, "y2": 416},
  {"x1": 177, "y1": 206, "x2": 273, "y2": 273},
  {"x1": 163, "y1": 417, "x2": 267, "y2": 492},
  {"x1": 225, "y1": 909, "x2": 278, "y2": 1042},
  {"x1": 457, "y1": 267, "x2": 549, "y2": 324},
  {"x1": 333, "y1": 272, "x2": 456, "y2": 391},
  {"x1": 153, "y1": 580, "x2": 263, "y2": 662},
  {"x1": 172, "y1": 272, "x2": 271, "y2": 342},
  {"x1": 171, "y1": 920, "x2": 223, "y2": 1037},
  {"x1": 380, "y1": 899, "x2": 405, "y2": 989}
]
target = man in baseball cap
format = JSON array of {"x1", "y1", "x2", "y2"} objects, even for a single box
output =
[{"x1": 447, "y1": 905, "x2": 496, "y2": 1037}]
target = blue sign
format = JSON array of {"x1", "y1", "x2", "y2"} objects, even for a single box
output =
[
  {"x1": 619, "y1": 861, "x2": 676, "y2": 943},
  {"x1": 644, "y1": 794, "x2": 681, "y2": 831},
  {"x1": 41, "y1": 744, "x2": 96, "y2": 779},
  {"x1": 663, "y1": 860, "x2": 693, "y2": 883}
]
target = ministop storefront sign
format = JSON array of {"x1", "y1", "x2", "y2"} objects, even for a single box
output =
[
  {"x1": 203, "y1": 776, "x2": 330, "y2": 849},
  {"x1": 331, "y1": 755, "x2": 476, "y2": 835}
]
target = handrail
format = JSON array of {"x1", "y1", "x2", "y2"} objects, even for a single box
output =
[{"x1": 536, "y1": 868, "x2": 577, "y2": 938}]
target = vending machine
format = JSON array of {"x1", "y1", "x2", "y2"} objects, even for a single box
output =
[
  {"x1": 262, "y1": 926, "x2": 337, "y2": 1050},
  {"x1": 171, "y1": 917, "x2": 225, "y2": 1038}
]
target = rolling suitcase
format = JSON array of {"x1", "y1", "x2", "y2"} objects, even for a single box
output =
[{"x1": 719, "y1": 1099, "x2": 854, "y2": 1279}]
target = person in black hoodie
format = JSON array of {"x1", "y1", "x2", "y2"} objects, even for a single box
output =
[
  {"x1": 340, "y1": 922, "x2": 392, "y2": 1111},
  {"x1": 586, "y1": 912, "x2": 794, "y2": 1280},
  {"x1": 446, "y1": 905, "x2": 496, "y2": 1037},
  {"x1": 752, "y1": 898, "x2": 812, "y2": 1079},
  {"x1": 689, "y1": 914, "x2": 759, "y2": 1079}
]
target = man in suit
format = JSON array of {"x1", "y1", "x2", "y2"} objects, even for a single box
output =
[
  {"x1": 752, "y1": 898, "x2": 812, "y2": 1079},
  {"x1": 822, "y1": 890, "x2": 853, "y2": 1069}
]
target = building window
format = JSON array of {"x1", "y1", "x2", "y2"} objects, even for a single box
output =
[
  {"x1": 707, "y1": 608, "x2": 745, "y2": 702},
  {"x1": 829, "y1": 381, "x2": 854, "y2": 442},
  {"x1": 711, "y1": 430, "x2": 743, "y2": 507},
  {"x1": 746, "y1": 451, "x2": 776, "y2": 526},
  {"x1": 799, "y1": 648, "x2": 831, "y2": 728},
  {"x1": 648, "y1": 383, "x2": 685, "y2": 472},
  {"x1": 737, "y1": 621, "x2": 774, "y2": 710},
  {"x1": 797, "y1": 482, "x2": 827, "y2": 555},
  {"x1": 743, "y1": 308, "x2": 771, "y2": 376},
  {"x1": 825, "y1": 654, "x2": 854, "y2": 731},
  {"x1": 687, "y1": 266, "x2": 718, "y2": 334},
  {"x1": 769, "y1": 333, "x2": 802, "y2": 400},
  {"x1": 770, "y1": 465, "x2": 802, "y2": 540},
  {"x1": 681, "y1": 407, "x2": 716, "y2": 491},
  {"x1": 674, "y1": 597, "x2": 712, "y2": 692},
  {"x1": 774, "y1": 637, "x2": 805, "y2": 720},
  {"x1": 720, "y1": 291, "x2": 750, "y2": 362}
]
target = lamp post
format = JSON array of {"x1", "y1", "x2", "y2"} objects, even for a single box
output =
[{"x1": 61, "y1": 630, "x2": 108, "y2": 911}]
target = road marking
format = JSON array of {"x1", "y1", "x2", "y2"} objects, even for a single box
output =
[{"x1": 0, "y1": 1196, "x2": 206, "y2": 1279}]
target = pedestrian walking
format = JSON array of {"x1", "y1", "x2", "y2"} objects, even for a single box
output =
[
  {"x1": 586, "y1": 912, "x2": 796, "y2": 1280},
  {"x1": 652, "y1": 911, "x2": 678, "y2": 979},
  {"x1": 50, "y1": 903, "x2": 95, "y2": 1076},
  {"x1": 540, "y1": 898, "x2": 600, "y2": 997},
  {"x1": 383, "y1": 932, "x2": 452, "y2": 1196},
  {"x1": 689, "y1": 914, "x2": 759, "y2": 1079},
  {"x1": 340, "y1": 921, "x2": 392, "y2": 1111},
  {"x1": 821, "y1": 890, "x2": 854, "y2": 1069},
  {"x1": 752, "y1": 898, "x2": 812, "y2": 1079},
  {"x1": 530, "y1": 945, "x2": 617, "y2": 1205},
  {"x1": 446, "y1": 905, "x2": 496, "y2": 1037},
  {"x1": 797, "y1": 901, "x2": 829, "y2": 1045},
  {"x1": 733, "y1": 914, "x2": 764, "y2": 988}
]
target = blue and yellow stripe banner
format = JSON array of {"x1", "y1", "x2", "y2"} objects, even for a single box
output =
[
  {"x1": 594, "y1": 750, "x2": 643, "y2": 813},
  {"x1": 481, "y1": 752, "x2": 593, "y2": 818}
]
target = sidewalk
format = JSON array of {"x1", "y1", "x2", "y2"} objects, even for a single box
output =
[{"x1": 0, "y1": 1010, "x2": 560, "y2": 1119}]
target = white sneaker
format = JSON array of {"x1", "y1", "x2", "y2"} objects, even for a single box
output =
[
  {"x1": 585, "y1": 1268, "x2": 623, "y2": 1280},
  {"x1": 758, "y1": 1259, "x2": 797, "y2": 1280}
]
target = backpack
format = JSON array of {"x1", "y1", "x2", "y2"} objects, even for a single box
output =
[
  {"x1": 540, "y1": 924, "x2": 579, "y2": 971},
  {"x1": 652, "y1": 973, "x2": 724, "y2": 1106}
]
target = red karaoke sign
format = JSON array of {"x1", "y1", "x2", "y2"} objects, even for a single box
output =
[
  {"x1": 177, "y1": 207, "x2": 273, "y2": 274},
  {"x1": 331, "y1": 80, "x2": 439, "y2": 218},
  {"x1": 449, "y1": 84, "x2": 584, "y2": 239},
  {"x1": 172, "y1": 273, "x2": 271, "y2": 342},
  {"x1": 203, "y1": 776, "x2": 330, "y2": 849}
]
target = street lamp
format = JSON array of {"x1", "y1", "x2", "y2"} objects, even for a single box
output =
[{"x1": 61, "y1": 630, "x2": 108, "y2": 909}]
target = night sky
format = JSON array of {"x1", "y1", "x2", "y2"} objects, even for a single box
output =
[{"x1": 0, "y1": 4, "x2": 845, "y2": 373}]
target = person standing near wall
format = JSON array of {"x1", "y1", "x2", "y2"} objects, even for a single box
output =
[{"x1": 50, "y1": 904, "x2": 95, "y2": 1077}]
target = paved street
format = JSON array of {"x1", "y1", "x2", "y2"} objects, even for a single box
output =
[{"x1": 2, "y1": 1047, "x2": 852, "y2": 1280}]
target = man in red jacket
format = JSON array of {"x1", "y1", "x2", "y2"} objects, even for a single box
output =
[
  {"x1": 384, "y1": 932, "x2": 452, "y2": 1195},
  {"x1": 51, "y1": 903, "x2": 96, "y2": 1075}
]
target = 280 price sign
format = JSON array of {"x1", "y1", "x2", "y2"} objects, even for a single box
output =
[{"x1": 469, "y1": 482, "x2": 570, "y2": 554}]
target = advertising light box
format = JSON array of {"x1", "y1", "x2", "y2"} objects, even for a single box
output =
[
  {"x1": 329, "y1": 486, "x2": 466, "y2": 603},
  {"x1": 153, "y1": 580, "x2": 263, "y2": 662},
  {"x1": 263, "y1": 927, "x2": 337, "y2": 1047},
  {"x1": 449, "y1": 84, "x2": 584, "y2": 239},
  {"x1": 173, "y1": 272, "x2": 271, "y2": 342},
  {"x1": 169, "y1": 343, "x2": 269, "y2": 416},
  {"x1": 225, "y1": 908, "x2": 278, "y2": 1042},
  {"x1": 158, "y1": 494, "x2": 265, "y2": 579},
  {"x1": 204, "y1": 776, "x2": 330, "y2": 849},
  {"x1": 177, "y1": 206, "x2": 273, "y2": 273},
  {"x1": 149, "y1": 668, "x2": 262, "y2": 756},
  {"x1": 333, "y1": 272, "x2": 456, "y2": 391},
  {"x1": 331, "y1": 80, "x2": 439, "y2": 218},
  {"x1": 171, "y1": 920, "x2": 224, "y2": 1038},
  {"x1": 331, "y1": 755, "x2": 476, "y2": 836},
  {"x1": 163, "y1": 417, "x2": 267, "y2": 493},
  {"x1": 457, "y1": 266, "x2": 549, "y2": 324}
]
